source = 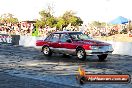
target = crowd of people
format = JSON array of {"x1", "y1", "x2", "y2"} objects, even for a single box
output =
[
  {"x1": 68, "y1": 24, "x2": 129, "y2": 38},
  {"x1": 0, "y1": 22, "x2": 33, "y2": 36},
  {"x1": 0, "y1": 22, "x2": 130, "y2": 38},
  {"x1": 0, "y1": 22, "x2": 57, "y2": 37}
]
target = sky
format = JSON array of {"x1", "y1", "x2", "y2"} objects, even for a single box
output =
[{"x1": 0, "y1": 0, "x2": 132, "y2": 23}]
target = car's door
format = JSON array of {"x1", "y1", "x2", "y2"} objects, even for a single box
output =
[
  {"x1": 48, "y1": 33, "x2": 60, "y2": 52},
  {"x1": 59, "y1": 33, "x2": 75, "y2": 55}
]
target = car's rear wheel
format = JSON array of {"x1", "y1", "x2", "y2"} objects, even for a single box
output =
[
  {"x1": 42, "y1": 46, "x2": 52, "y2": 56},
  {"x1": 98, "y1": 54, "x2": 108, "y2": 61},
  {"x1": 76, "y1": 48, "x2": 86, "y2": 61}
]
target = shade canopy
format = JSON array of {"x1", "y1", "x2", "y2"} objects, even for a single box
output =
[{"x1": 109, "y1": 16, "x2": 129, "y2": 24}]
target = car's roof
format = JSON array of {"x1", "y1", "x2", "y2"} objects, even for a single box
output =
[{"x1": 53, "y1": 31, "x2": 82, "y2": 34}]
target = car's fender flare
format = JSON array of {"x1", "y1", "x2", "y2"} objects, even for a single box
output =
[{"x1": 76, "y1": 46, "x2": 85, "y2": 52}]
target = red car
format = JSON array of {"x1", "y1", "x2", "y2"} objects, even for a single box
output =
[{"x1": 36, "y1": 31, "x2": 113, "y2": 61}]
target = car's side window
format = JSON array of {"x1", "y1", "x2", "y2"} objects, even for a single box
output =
[
  {"x1": 60, "y1": 34, "x2": 70, "y2": 42},
  {"x1": 49, "y1": 34, "x2": 60, "y2": 42},
  {"x1": 45, "y1": 34, "x2": 52, "y2": 41}
]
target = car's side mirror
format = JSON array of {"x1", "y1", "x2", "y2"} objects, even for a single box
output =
[{"x1": 66, "y1": 39, "x2": 72, "y2": 43}]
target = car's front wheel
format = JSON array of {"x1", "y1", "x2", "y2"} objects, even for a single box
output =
[
  {"x1": 42, "y1": 46, "x2": 52, "y2": 56},
  {"x1": 98, "y1": 54, "x2": 108, "y2": 61},
  {"x1": 76, "y1": 48, "x2": 86, "y2": 61}
]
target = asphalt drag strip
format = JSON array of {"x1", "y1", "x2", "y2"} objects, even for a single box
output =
[{"x1": 0, "y1": 45, "x2": 132, "y2": 88}]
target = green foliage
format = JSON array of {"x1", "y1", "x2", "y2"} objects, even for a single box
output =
[
  {"x1": 62, "y1": 10, "x2": 75, "y2": 25},
  {"x1": 36, "y1": 9, "x2": 57, "y2": 28},
  {"x1": 62, "y1": 10, "x2": 83, "y2": 26},
  {"x1": 35, "y1": 20, "x2": 45, "y2": 28},
  {"x1": 55, "y1": 18, "x2": 65, "y2": 29},
  {"x1": 46, "y1": 16, "x2": 57, "y2": 27},
  {"x1": 7, "y1": 17, "x2": 18, "y2": 24},
  {"x1": 72, "y1": 16, "x2": 83, "y2": 26},
  {"x1": 0, "y1": 13, "x2": 18, "y2": 24},
  {"x1": 36, "y1": 8, "x2": 83, "y2": 30},
  {"x1": 91, "y1": 21, "x2": 107, "y2": 27}
]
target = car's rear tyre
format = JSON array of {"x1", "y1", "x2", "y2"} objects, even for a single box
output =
[
  {"x1": 42, "y1": 46, "x2": 52, "y2": 56},
  {"x1": 98, "y1": 54, "x2": 108, "y2": 61},
  {"x1": 76, "y1": 48, "x2": 86, "y2": 61}
]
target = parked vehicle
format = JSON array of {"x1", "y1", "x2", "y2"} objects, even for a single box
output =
[{"x1": 36, "y1": 31, "x2": 114, "y2": 61}]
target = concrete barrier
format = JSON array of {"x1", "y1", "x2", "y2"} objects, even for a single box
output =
[
  {"x1": 104, "y1": 41, "x2": 132, "y2": 56},
  {"x1": 17, "y1": 36, "x2": 132, "y2": 56}
]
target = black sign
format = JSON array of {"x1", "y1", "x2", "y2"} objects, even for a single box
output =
[{"x1": 0, "y1": 34, "x2": 20, "y2": 45}]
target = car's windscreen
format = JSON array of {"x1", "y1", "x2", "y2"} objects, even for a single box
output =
[{"x1": 69, "y1": 32, "x2": 92, "y2": 40}]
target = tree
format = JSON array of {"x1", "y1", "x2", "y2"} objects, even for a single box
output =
[
  {"x1": 0, "y1": 13, "x2": 18, "y2": 24},
  {"x1": 36, "y1": 6, "x2": 83, "y2": 30},
  {"x1": 91, "y1": 21, "x2": 106, "y2": 27},
  {"x1": 36, "y1": 4, "x2": 57, "y2": 28},
  {"x1": 72, "y1": 16, "x2": 83, "y2": 26},
  {"x1": 62, "y1": 10, "x2": 83, "y2": 27},
  {"x1": 36, "y1": 9, "x2": 57, "y2": 28},
  {"x1": 55, "y1": 17, "x2": 65, "y2": 29},
  {"x1": 35, "y1": 20, "x2": 45, "y2": 28}
]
